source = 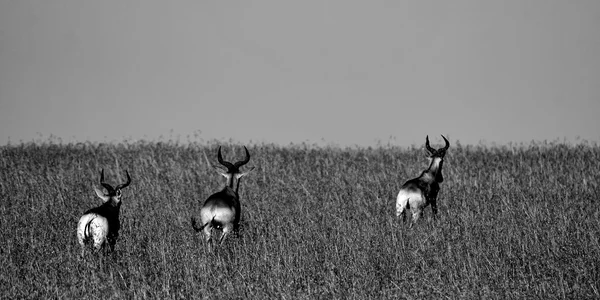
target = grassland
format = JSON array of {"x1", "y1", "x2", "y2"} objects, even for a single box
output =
[{"x1": 0, "y1": 139, "x2": 599, "y2": 299}]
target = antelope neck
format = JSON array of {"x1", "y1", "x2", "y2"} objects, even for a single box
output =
[
  {"x1": 226, "y1": 175, "x2": 241, "y2": 194},
  {"x1": 426, "y1": 157, "x2": 443, "y2": 177}
]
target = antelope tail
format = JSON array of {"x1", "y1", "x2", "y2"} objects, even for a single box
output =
[
  {"x1": 191, "y1": 217, "x2": 210, "y2": 232},
  {"x1": 83, "y1": 217, "x2": 95, "y2": 243}
]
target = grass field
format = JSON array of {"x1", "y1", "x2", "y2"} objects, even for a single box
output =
[{"x1": 1, "y1": 139, "x2": 599, "y2": 299}]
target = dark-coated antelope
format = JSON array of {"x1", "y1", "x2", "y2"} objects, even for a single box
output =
[
  {"x1": 191, "y1": 146, "x2": 254, "y2": 244},
  {"x1": 77, "y1": 169, "x2": 131, "y2": 256},
  {"x1": 396, "y1": 135, "x2": 449, "y2": 226}
]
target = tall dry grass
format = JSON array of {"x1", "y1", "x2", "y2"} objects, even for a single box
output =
[{"x1": 1, "y1": 139, "x2": 598, "y2": 299}]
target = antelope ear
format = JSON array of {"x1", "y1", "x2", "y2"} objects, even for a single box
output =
[
  {"x1": 424, "y1": 149, "x2": 433, "y2": 158},
  {"x1": 94, "y1": 186, "x2": 110, "y2": 202},
  {"x1": 212, "y1": 165, "x2": 229, "y2": 178},
  {"x1": 236, "y1": 166, "x2": 255, "y2": 179}
]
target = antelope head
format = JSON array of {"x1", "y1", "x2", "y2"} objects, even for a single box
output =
[
  {"x1": 212, "y1": 146, "x2": 255, "y2": 191},
  {"x1": 424, "y1": 135, "x2": 450, "y2": 183},
  {"x1": 425, "y1": 135, "x2": 450, "y2": 159},
  {"x1": 93, "y1": 169, "x2": 132, "y2": 205}
]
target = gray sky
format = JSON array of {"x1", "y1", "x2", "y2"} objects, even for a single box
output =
[{"x1": 1, "y1": 1, "x2": 599, "y2": 147}]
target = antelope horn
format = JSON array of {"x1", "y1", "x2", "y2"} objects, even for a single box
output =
[
  {"x1": 115, "y1": 170, "x2": 131, "y2": 190},
  {"x1": 425, "y1": 136, "x2": 435, "y2": 153},
  {"x1": 99, "y1": 169, "x2": 114, "y2": 192},
  {"x1": 217, "y1": 146, "x2": 234, "y2": 169},
  {"x1": 233, "y1": 146, "x2": 251, "y2": 168},
  {"x1": 441, "y1": 135, "x2": 450, "y2": 150}
]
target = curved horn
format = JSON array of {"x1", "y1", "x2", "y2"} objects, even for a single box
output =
[
  {"x1": 233, "y1": 146, "x2": 251, "y2": 168},
  {"x1": 217, "y1": 146, "x2": 234, "y2": 169},
  {"x1": 441, "y1": 135, "x2": 450, "y2": 150},
  {"x1": 99, "y1": 169, "x2": 114, "y2": 192},
  {"x1": 425, "y1": 135, "x2": 435, "y2": 153},
  {"x1": 116, "y1": 170, "x2": 131, "y2": 190}
]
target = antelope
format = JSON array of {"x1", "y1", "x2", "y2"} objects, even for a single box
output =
[
  {"x1": 77, "y1": 169, "x2": 131, "y2": 256},
  {"x1": 396, "y1": 135, "x2": 449, "y2": 226},
  {"x1": 191, "y1": 146, "x2": 254, "y2": 244}
]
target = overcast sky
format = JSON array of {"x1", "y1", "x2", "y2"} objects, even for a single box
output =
[{"x1": 1, "y1": 1, "x2": 599, "y2": 147}]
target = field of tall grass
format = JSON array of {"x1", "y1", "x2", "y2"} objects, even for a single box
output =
[{"x1": 1, "y1": 138, "x2": 599, "y2": 299}]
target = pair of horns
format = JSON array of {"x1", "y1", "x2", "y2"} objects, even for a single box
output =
[
  {"x1": 425, "y1": 135, "x2": 450, "y2": 153},
  {"x1": 99, "y1": 169, "x2": 131, "y2": 192},
  {"x1": 217, "y1": 146, "x2": 251, "y2": 172}
]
